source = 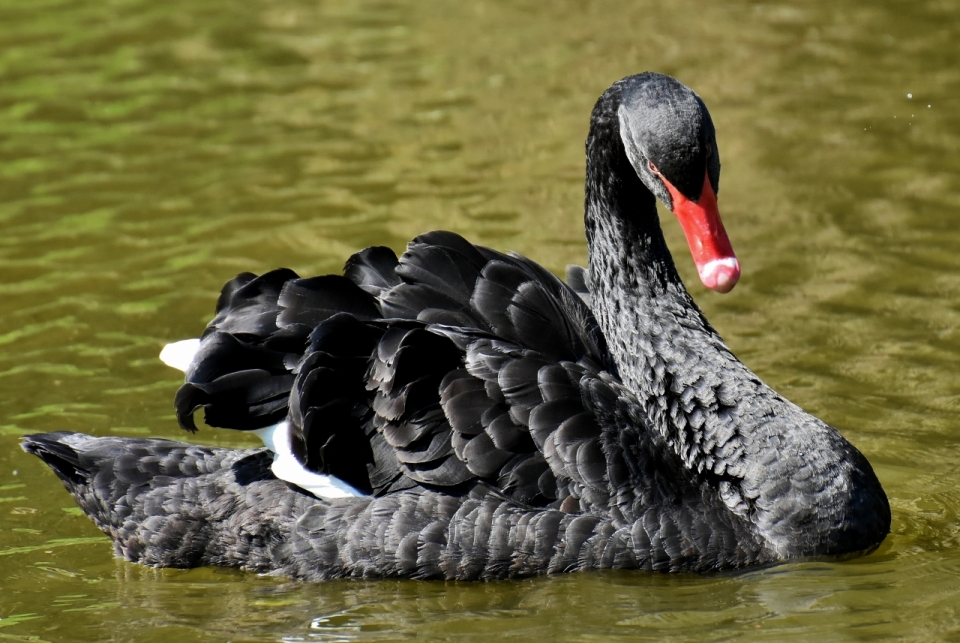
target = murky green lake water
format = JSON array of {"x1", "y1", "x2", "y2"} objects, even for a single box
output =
[{"x1": 2, "y1": 0, "x2": 960, "y2": 640}]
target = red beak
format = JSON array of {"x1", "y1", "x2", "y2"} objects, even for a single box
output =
[{"x1": 660, "y1": 170, "x2": 740, "y2": 293}]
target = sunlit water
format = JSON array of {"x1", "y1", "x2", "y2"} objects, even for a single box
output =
[{"x1": 2, "y1": 0, "x2": 960, "y2": 640}]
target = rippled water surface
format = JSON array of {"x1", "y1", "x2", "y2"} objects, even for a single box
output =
[{"x1": 3, "y1": 0, "x2": 960, "y2": 640}]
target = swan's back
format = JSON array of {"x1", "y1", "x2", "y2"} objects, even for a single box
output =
[{"x1": 179, "y1": 230, "x2": 648, "y2": 512}]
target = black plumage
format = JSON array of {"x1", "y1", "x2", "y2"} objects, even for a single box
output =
[{"x1": 23, "y1": 72, "x2": 890, "y2": 580}]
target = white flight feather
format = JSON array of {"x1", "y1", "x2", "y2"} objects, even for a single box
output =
[
  {"x1": 160, "y1": 339, "x2": 366, "y2": 499},
  {"x1": 253, "y1": 422, "x2": 366, "y2": 499},
  {"x1": 159, "y1": 338, "x2": 201, "y2": 372}
]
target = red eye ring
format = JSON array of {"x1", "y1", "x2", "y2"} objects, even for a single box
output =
[{"x1": 648, "y1": 160, "x2": 660, "y2": 176}]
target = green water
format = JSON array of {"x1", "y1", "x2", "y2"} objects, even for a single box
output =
[{"x1": 2, "y1": 0, "x2": 960, "y2": 640}]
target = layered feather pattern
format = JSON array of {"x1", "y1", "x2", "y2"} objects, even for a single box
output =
[{"x1": 174, "y1": 231, "x2": 633, "y2": 513}]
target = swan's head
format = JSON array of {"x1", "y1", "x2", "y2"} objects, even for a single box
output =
[{"x1": 617, "y1": 73, "x2": 739, "y2": 293}]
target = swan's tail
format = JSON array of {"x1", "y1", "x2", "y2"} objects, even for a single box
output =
[
  {"x1": 21, "y1": 432, "x2": 90, "y2": 487},
  {"x1": 21, "y1": 432, "x2": 122, "y2": 532},
  {"x1": 20, "y1": 432, "x2": 299, "y2": 571}
]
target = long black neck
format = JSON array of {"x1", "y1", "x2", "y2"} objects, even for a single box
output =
[
  {"x1": 581, "y1": 80, "x2": 891, "y2": 560},
  {"x1": 584, "y1": 83, "x2": 722, "y2": 399}
]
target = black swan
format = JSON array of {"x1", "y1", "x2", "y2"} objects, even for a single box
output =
[{"x1": 21, "y1": 72, "x2": 890, "y2": 580}]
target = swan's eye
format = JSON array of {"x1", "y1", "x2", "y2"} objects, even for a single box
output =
[{"x1": 648, "y1": 160, "x2": 660, "y2": 175}]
